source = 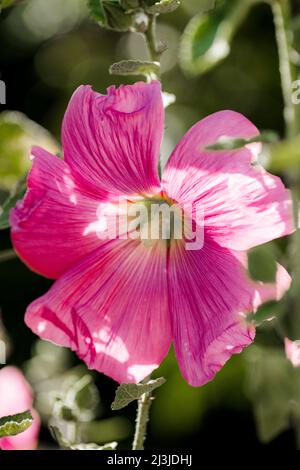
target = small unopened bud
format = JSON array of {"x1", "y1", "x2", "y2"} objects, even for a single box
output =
[{"x1": 131, "y1": 11, "x2": 149, "y2": 33}]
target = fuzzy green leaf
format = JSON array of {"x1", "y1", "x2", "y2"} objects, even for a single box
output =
[
  {"x1": 0, "y1": 411, "x2": 33, "y2": 438},
  {"x1": 205, "y1": 131, "x2": 278, "y2": 151},
  {"x1": 146, "y1": 0, "x2": 180, "y2": 15},
  {"x1": 50, "y1": 425, "x2": 117, "y2": 450},
  {"x1": 179, "y1": 0, "x2": 251, "y2": 77},
  {"x1": 247, "y1": 300, "x2": 285, "y2": 326},
  {"x1": 245, "y1": 346, "x2": 300, "y2": 443},
  {"x1": 70, "y1": 442, "x2": 118, "y2": 450},
  {"x1": 111, "y1": 377, "x2": 166, "y2": 410},
  {"x1": 88, "y1": 0, "x2": 107, "y2": 25},
  {"x1": 109, "y1": 60, "x2": 160, "y2": 78},
  {"x1": 88, "y1": 0, "x2": 133, "y2": 31}
]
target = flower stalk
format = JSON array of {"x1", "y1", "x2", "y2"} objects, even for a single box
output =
[
  {"x1": 272, "y1": 0, "x2": 300, "y2": 291},
  {"x1": 144, "y1": 14, "x2": 162, "y2": 65},
  {"x1": 132, "y1": 384, "x2": 153, "y2": 450},
  {"x1": 270, "y1": 2, "x2": 300, "y2": 408},
  {"x1": 270, "y1": 0, "x2": 299, "y2": 138}
]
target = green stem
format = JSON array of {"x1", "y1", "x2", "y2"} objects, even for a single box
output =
[
  {"x1": 142, "y1": 8, "x2": 164, "y2": 175},
  {"x1": 271, "y1": 0, "x2": 298, "y2": 138},
  {"x1": 144, "y1": 14, "x2": 161, "y2": 68},
  {"x1": 270, "y1": 1, "x2": 300, "y2": 337},
  {"x1": 132, "y1": 383, "x2": 152, "y2": 450}
]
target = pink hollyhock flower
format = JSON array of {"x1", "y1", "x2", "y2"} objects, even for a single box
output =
[
  {"x1": 0, "y1": 366, "x2": 40, "y2": 450},
  {"x1": 284, "y1": 338, "x2": 300, "y2": 367},
  {"x1": 10, "y1": 81, "x2": 295, "y2": 386}
]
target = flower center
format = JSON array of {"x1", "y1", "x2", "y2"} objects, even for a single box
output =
[{"x1": 127, "y1": 195, "x2": 184, "y2": 247}]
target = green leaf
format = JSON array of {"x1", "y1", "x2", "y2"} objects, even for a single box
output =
[
  {"x1": 88, "y1": 0, "x2": 107, "y2": 25},
  {"x1": 88, "y1": 0, "x2": 133, "y2": 31},
  {"x1": 248, "y1": 245, "x2": 277, "y2": 283},
  {"x1": 146, "y1": 0, "x2": 181, "y2": 15},
  {"x1": 111, "y1": 377, "x2": 166, "y2": 410},
  {"x1": 0, "y1": 178, "x2": 26, "y2": 230},
  {"x1": 109, "y1": 60, "x2": 160, "y2": 78},
  {"x1": 0, "y1": 411, "x2": 33, "y2": 438},
  {"x1": 50, "y1": 425, "x2": 117, "y2": 450},
  {"x1": 179, "y1": 0, "x2": 252, "y2": 76},
  {"x1": 247, "y1": 300, "x2": 285, "y2": 326},
  {"x1": 205, "y1": 131, "x2": 278, "y2": 151},
  {"x1": 245, "y1": 346, "x2": 300, "y2": 443},
  {"x1": 70, "y1": 442, "x2": 118, "y2": 450},
  {"x1": 177, "y1": 0, "x2": 216, "y2": 16}
]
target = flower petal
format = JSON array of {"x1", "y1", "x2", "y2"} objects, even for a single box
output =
[
  {"x1": 25, "y1": 240, "x2": 171, "y2": 384},
  {"x1": 0, "y1": 366, "x2": 32, "y2": 415},
  {"x1": 10, "y1": 147, "x2": 115, "y2": 279},
  {"x1": 168, "y1": 238, "x2": 291, "y2": 387},
  {"x1": 62, "y1": 81, "x2": 164, "y2": 197},
  {"x1": 0, "y1": 367, "x2": 40, "y2": 450},
  {"x1": 162, "y1": 111, "x2": 294, "y2": 250}
]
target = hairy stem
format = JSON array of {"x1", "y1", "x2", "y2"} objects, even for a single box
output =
[
  {"x1": 144, "y1": 14, "x2": 161, "y2": 69},
  {"x1": 132, "y1": 384, "x2": 152, "y2": 450},
  {"x1": 271, "y1": 0, "x2": 298, "y2": 138}
]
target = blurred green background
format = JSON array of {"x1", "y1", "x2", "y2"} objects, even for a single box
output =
[{"x1": 1, "y1": 0, "x2": 300, "y2": 450}]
